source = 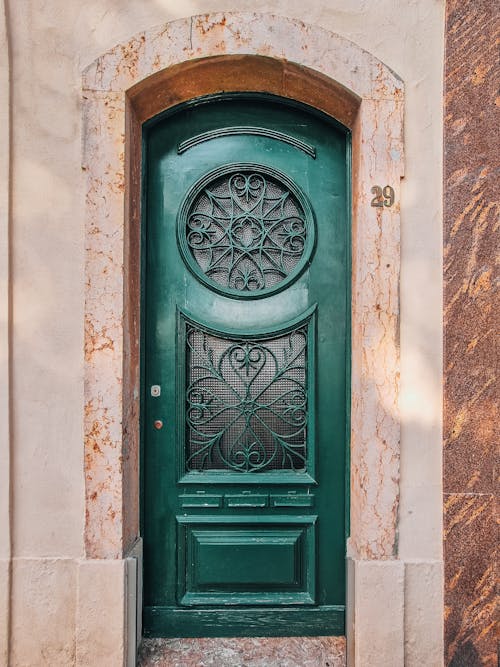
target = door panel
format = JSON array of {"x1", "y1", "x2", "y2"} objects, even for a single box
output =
[
  {"x1": 178, "y1": 306, "x2": 316, "y2": 482},
  {"x1": 143, "y1": 95, "x2": 349, "y2": 637},
  {"x1": 177, "y1": 516, "x2": 315, "y2": 606}
]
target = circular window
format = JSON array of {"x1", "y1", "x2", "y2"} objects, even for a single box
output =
[{"x1": 177, "y1": 164, "x2": 315, "y2": 298}]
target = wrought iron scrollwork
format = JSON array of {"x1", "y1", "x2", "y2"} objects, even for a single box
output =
[
  {"x1": 184, "y1": 170, "x2": 310, "y2": 293},
  {"x1": 185, "y1": 323, "x2": 308, "y2": 472}
]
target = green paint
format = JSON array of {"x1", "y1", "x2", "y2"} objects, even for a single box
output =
[
  {"x1": 177, "y1": 163, "x2": 316, "y2": 299},
  {"x1": 142, "y1": 94, "x2": 350, "y2": 637}
]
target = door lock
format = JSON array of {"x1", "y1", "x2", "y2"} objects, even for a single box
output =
[{"x1": 153, "y1": 419, "x2": 164, "y2": 430}]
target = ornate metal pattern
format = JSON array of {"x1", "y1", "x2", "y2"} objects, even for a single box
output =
[
  {"x1": 182, "y1": 169, "x2": 312, "y2": 294},
  {"x1": 185, "y1": 323, "x2": 308, "y2": 472}
]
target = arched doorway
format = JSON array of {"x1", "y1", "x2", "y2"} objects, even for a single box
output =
[
  {"x1": 82, "y1": 16, "x2": 404, "y2": 659},
  {"x1": 142, "y1": 93, "x2": 350, "y2": 636}
]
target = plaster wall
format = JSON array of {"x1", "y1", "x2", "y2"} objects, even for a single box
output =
[
  {"x1": 1, "y1": 1, "x2": 444, "y2": 664},
  {"x1": 0, "y1": 3, "x2": 11, "y2": 664}
]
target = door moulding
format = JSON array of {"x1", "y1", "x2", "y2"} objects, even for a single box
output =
[{"x1": 81, "y1": 9, "x2": 404, "y2": 656}]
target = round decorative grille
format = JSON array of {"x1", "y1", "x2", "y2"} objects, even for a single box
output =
[{"x1": 178, "y1": 165, "x2": 315, "y2": 298}]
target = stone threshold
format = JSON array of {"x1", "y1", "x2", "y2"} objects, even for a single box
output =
[{"x1": 138, "y1": 636, "x2": 346, "y2": 666}]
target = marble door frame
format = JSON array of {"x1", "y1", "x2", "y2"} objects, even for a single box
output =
[{"x1": 81, "y1": 13, "x2": 405, "y2": 663}]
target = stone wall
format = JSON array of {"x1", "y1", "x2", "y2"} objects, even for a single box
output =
[{"x1": 443, "y1": 1, "x2": 499, "y2": 664}]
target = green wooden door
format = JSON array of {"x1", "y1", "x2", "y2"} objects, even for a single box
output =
[{"x1": 142, "y1": 94, "x2": 349, "y2": 637}]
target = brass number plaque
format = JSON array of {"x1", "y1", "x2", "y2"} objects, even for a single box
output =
[{"x1": 370, "y1": 185, "x2": 395, "y2": 208}]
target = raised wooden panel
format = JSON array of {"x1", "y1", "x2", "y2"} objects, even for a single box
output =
[
  {"x1": 177, "y1": 516, "x2": 316, "y2": 605},
  {"x1": 180, "y1": 493, "x2": 223, "y2": 508},
  {"x1": 270, "y1": 493, "x2": 315, "y2": 508},
  {"x1": 225, "y1": 494, "x2": 268, "y2": 508}
]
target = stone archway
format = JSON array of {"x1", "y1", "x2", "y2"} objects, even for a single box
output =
[{"x1": 82, "y1": 13, "x2": 404, "y2": 663}]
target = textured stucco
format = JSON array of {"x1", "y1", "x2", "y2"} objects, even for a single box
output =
[
  {"x1": 0, "y1": 0, "x2": 10, "y2": 663},
  {"x1": 2, "y1": 1, "x2": 444, "y2": 665},
  {"x1": 10, "y1": 559, "x2": 77, "y2": 665}
]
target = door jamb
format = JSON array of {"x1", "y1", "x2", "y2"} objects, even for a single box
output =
[{"x1": 140, "y1": 94, "x2": 351, "y2": 635}]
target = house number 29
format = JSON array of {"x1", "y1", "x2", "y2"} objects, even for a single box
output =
[{"x1": 370, "y1": 185, "x2": 395, "y2": 207}]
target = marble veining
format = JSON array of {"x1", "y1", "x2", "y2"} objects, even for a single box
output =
[
  {"x1": 138, "y1": 637, "x2": 346, "y2": 667},
  {"x1": 443, "y1": 1, "x2": 499, "y2": 664}
]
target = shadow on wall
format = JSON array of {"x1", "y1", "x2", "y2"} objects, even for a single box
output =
[{"x1": 448, "y1": 641, "x2": 480, "y2": 667}]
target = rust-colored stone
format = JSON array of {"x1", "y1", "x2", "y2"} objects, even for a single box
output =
[
  {"x1": 443, "y1": 494, "x2": 497, "y2": 666},
  {"x1": 128, "y1": 55, "x2": 360, "y2": 129},
  {"x1": 444, "y1": 0, "x2": 499, "y2": 664}
]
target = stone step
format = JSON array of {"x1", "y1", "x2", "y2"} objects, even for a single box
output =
[{"x1": 138, "y1": 637, "x2": 346, "y2": 667}]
